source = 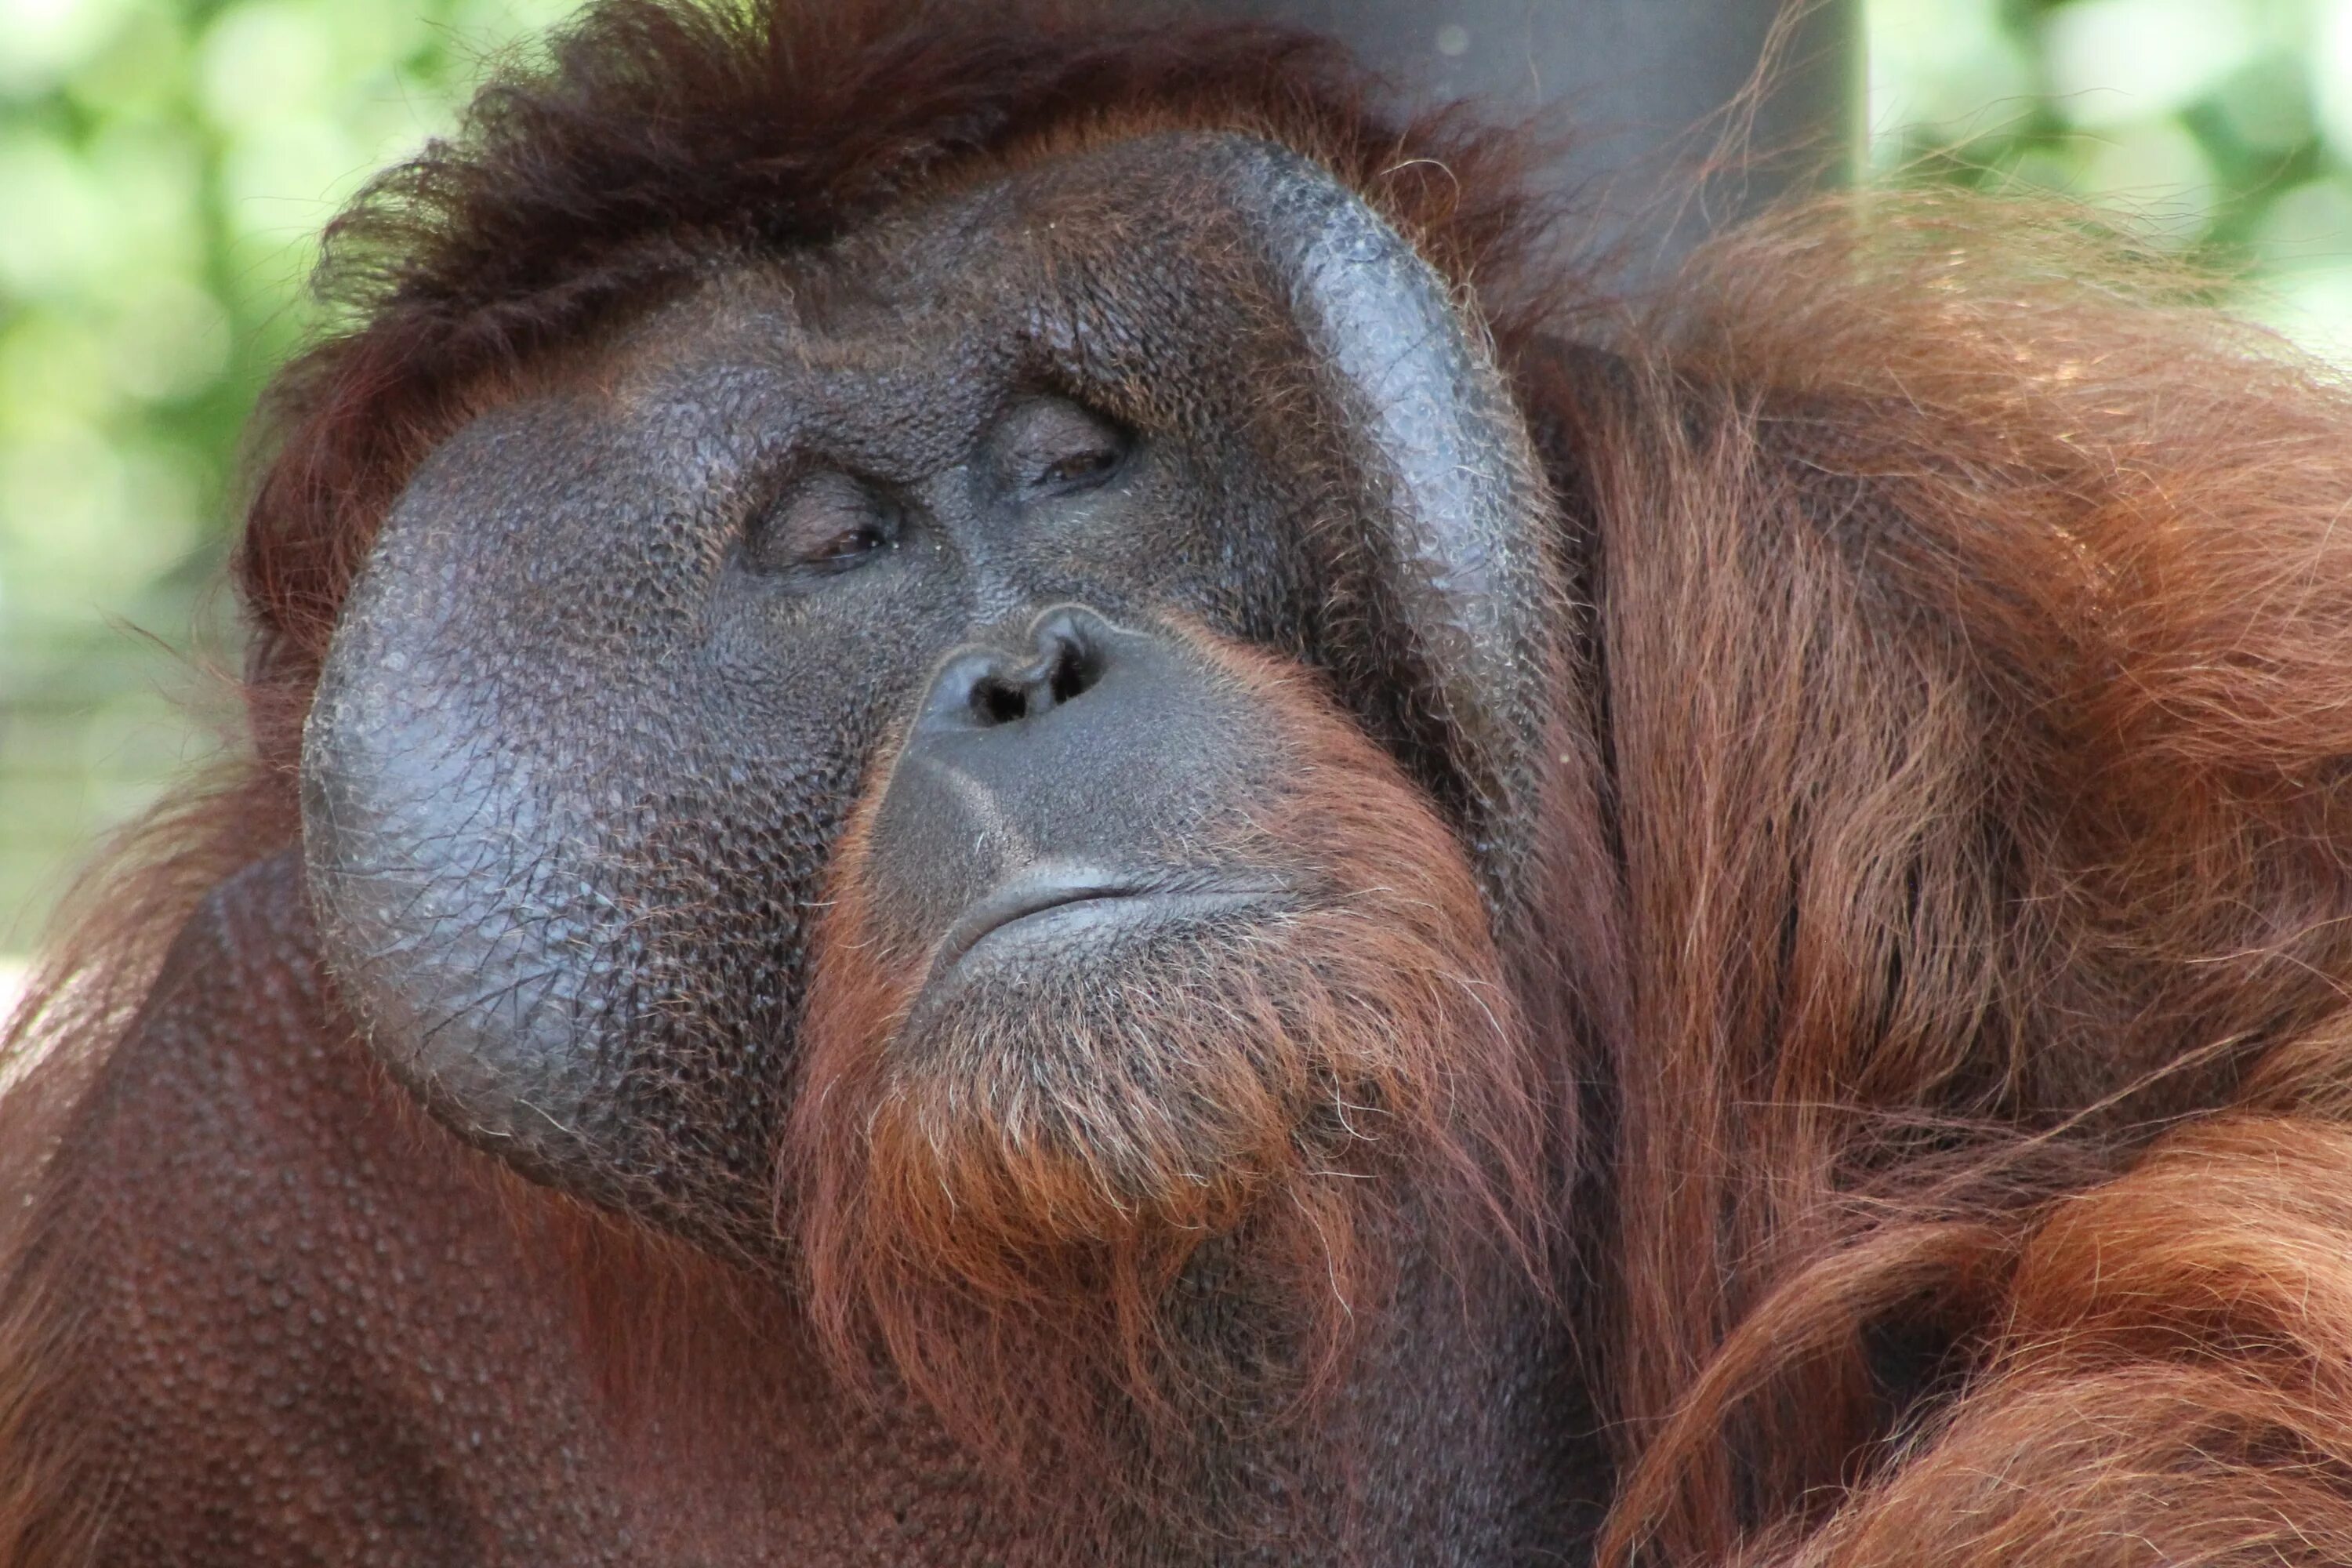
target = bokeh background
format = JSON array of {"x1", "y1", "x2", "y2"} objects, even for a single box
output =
[{"x1": 3, "y1": 0, "x2": 2350, "y2": 997}]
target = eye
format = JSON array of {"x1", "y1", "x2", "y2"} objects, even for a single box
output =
[
  {"x1": 997, "y1": 397, "x2": 1132, "y2": 498},
  {"x1": 1036, "y1": 447, "x2": 1120, "y2": 488},
  {"x1": 743, "y1": 470, "x2": 900, "y2": 578},
  {"x1": 808, "y1": 520, "x2": 891, "y2": 564}
]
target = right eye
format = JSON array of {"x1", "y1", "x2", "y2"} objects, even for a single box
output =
[
  {"x1": 996, "y1": 396, "x2": 1133, "y2": 500},
  {"x1": 806, "y1": 520, "x2": 891, "y2": 566},
  {"x1": 744, "y1": 471, "x2": 901, "y2": 578}
]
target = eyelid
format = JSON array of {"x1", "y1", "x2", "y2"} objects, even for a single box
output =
[
  {"x1": 744, "y1": 470, "x2": 899, "y2": 575},
  {"x1": 1047, "y1": 448, "x2": 1116, "y2": 476},
  {"x1": 810, "y1": 521, "x2": 890, "y2": 564},
  {"x1": 793, "y1": 505, "x2": 898, "y2": 564},
  {"x1": 1006, "y1": 403, "x2": 1132, "y2": 493}
]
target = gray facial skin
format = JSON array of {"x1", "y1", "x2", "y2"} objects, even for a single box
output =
[
  {"x1": 858, "y1": 604, "x2": 1298, "y2": 999},
  {"x1": 300, "y1": 132, "x2": 1560, "y2": 1243}
]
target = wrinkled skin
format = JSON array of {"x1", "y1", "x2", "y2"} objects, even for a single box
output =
[{"x1": 14, "y1": 132, "x2": 1601, "y2": 1563}]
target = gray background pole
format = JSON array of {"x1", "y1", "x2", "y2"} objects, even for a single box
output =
[{"x1": 1194, "y1": 0, "x2": 1859, "y2": 278}]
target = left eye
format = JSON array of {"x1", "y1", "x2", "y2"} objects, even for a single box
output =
[
  {"x1": 996, "y1": 397, "x2": 1132, "y2": 497},
  {"x1": 810, "y1": 522, "x2": 891, "y2": 564},
  {"x1": 741, "y1": 470, "x2": 901, "y2": 578},
  {"x1": 1035, "y1": 448, "x2": 1120, "y2": 489}
]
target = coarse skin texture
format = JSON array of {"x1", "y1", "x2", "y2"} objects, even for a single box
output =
[{"x1": 5, "y1": 1, "x2": 2352, "y2": 1564}]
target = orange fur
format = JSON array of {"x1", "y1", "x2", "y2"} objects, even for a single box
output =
[
  {"x1": 791, "y1": 636, "x2": 1547, "y2": 1478},
  {"x1": 1574, "y1": 194, "x2": 2352, "y2": 1563}
]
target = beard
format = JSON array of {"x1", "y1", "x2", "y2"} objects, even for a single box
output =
[{"x1": 785, "y1": 653, "x2": 1548, "y2": 1484}]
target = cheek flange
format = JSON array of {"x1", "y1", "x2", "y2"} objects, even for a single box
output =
[{"x1": 303, "y1": 558, "x2": 637, "y2": 1196}]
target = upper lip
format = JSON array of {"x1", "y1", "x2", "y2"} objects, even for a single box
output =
[{"x1": 932, "y1": 865, "x2": 1286, "y2": 972}]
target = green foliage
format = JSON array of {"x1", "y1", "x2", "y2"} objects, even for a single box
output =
[
  {"x1": 1869, "y1": 0, "x2": 2352, "y2": 354},
  {"x1": 0, "y1": 0, "x2": 589, "y2": 944}
]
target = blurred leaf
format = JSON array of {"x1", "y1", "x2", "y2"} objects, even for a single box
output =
[
  {"x1": 0, "y1": 0, "x2": 136, "y2": 100},
  {"x1": 2041, "y1": 0, "x2": 2262, "y2": 128},
  {"x1": 0, "y1": 0, "x2": 589, "y2": 945}
]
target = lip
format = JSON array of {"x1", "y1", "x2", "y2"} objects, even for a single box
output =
[{"x1": 931, "y1": 866, "x2": 1289, "y2": 974}]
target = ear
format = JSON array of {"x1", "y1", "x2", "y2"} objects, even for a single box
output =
[{"x1": 1151, "y1": 135, "x2": 1566, "y2": 913}]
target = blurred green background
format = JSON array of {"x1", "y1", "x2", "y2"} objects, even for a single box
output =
[
  {"x1": 0, "y1": 0, "x2": 586, "y2": 972},
  {"x1": 3, "y1": 0, "x2": 2350, "y2": 988}
]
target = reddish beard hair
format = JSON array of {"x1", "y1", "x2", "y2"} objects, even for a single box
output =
[{"x1": 785, "y1": 633, "x2": 1552, "y2": 1477}]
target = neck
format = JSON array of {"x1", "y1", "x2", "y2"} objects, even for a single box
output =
[{"x1": 541, "y1": 1188, "x2": 1601, "y2": 1564}]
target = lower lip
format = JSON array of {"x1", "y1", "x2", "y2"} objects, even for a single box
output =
[
  {"x1": 965, "y1": 887, "x2": 1279, "y2": 956},
  {"x1": 898, "y1": 884, "x2": 1289, "y2": 1024},
  {"x1": 924, "y1": 884, "x2": 1287, "y2": 993}
]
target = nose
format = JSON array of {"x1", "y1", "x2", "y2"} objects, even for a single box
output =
[
  {"x1": 916, "y1": 605, "x2": 1114, "y2": 735},
  {"x1": 869, "y1": 597, "x2": 1298, "y2": 960},
  {"x1": 872, "y1": 601, "x2": 1272, "y2": 945}
]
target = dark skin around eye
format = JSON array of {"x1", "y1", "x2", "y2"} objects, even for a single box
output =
[{"x1": 746, "y1": 470, "x2": 900, "y2": 575}]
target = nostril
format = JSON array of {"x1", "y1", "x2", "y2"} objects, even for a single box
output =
[
  {"x1": 1045, "y1": 637, "x2": 1091, "y2": 707},
  {"x1": 925, "y1": 608, "x2": 1119, "y2": 734},
  {"x1": 972, "y1": 673, "x2": 1029, "y2": 726},
  {"x1": 1030, "y1": 610, "x2": 1104, "y2": 711}
]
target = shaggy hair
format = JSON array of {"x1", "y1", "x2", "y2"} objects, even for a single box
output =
[
  {"x1": 5, "y1": 0, "x2": 2352, "y2": 1562},
  {"x1": 794, "y1": 633, "x2": 1544, "y2": 1466},
  {"x1": 1570, "y1": 197, "x2": 2352, "y2": 1562}
]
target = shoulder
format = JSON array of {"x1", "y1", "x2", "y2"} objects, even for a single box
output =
[{"x1": 0, "y1": 850, "x2": 587, "y2": 1563}]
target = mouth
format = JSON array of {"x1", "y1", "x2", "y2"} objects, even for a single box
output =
[{"x1": 932, "y1": 865, "x2": 1290, "y2": 975}]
